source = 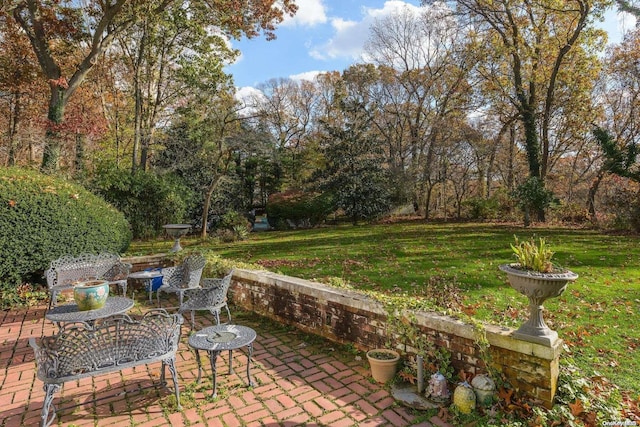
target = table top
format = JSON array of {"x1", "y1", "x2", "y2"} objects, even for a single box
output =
[
  {"x1": 128, "y1": 270, "x2": 163, "y2": 279},
  {"x1": 45, "y1": 296, "x2": 134, "y2": 323},
  {"x1": 189, "y1": 325, "x2": 256, "y2": 351}
]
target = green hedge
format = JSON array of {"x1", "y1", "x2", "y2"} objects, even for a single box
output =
[
  {"x1": 90, "y1": 166, "x2": 192, "y2": 239},
  {"x1": 266, "y1": 190, "x2": 333, "y2": 229},
  {"x1": 0, "y1": 167, "x2": 131, "y2": 287}
]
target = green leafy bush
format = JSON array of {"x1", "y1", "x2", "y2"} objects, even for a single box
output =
[
  {"x1": 90, "y1": 166, "x2": 192, "y2": 239},
  {"x1": 266, "y1": 190, "x2": 333, "y2": 229},
  {"x1": 219, "y1": 210, "x2": 250, "y2": 231},
  {"x1": 213, "y1": 211, "x2": 251, "y2": 242},
  {"x1": 463, "y1": 196, "x2": 501, "y2": 220},
  {"x1": 512, "y1": 177, "x2": 555, "y2": 225},
  {"x1": 0, "y1": 167, "x2": 131, "y2": 289}
]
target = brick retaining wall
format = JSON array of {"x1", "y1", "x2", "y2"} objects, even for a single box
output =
[
  {"x1": 230, "y1": 268, "x2": 562, "y2": 408},
  {"x1": 123, "y1": 254, "x2": 171, "y2": 272}
]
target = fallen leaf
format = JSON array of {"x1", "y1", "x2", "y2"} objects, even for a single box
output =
[
  {"x1": 437, "y1": 407, "x2": 450, "y2": 422},
  {"x1": 583, "y1": 411, "x2": 597, "y2": 427},
  {"x1": 498, "y1": 387, "x2": 514, "y2": 405},
  {"x1": 568, "y1": 399, "x2": 584, "y2": 417}
]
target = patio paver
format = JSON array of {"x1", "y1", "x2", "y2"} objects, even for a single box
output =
[{"x1": 0, "y1": 296, "x2": 451, "y2": 427}]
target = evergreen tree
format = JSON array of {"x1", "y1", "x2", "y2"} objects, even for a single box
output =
[{"x1": 320, "y1": 99, "x2": 392, "y2": 225}]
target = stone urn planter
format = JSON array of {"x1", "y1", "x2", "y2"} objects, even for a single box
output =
[
  {"x1": 163, "y1": 224, "x2": 192, "y2": 252},
  {"x1": 499, "y1": 263, "x2": 578, "y2": 346},
  {"x1": 73, "y1": 280, "x2": 109, "y2": 311},
  {"x1": 366, "y1": 349, "x2": 400, "y2": 383}
]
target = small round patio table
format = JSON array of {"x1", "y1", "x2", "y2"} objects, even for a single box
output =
[
  {"x1": 45, "y1": 296, "x2": 134, "y2": 327},
  {"x1": 128, "y1": 270, "x2": 164, "y2": 304},
  {"x1": 188, "y1": 324, "x2": 256, "y2": 398}
]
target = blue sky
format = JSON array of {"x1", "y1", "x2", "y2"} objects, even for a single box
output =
[{"x1": 225, "y1": 0, "x2": 637, "y2": 92}]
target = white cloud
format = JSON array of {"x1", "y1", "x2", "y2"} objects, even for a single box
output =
[
  {"x1": 309, "y1": 1, "x2": 422, "y2": 61},
  {"x1": 282, "y1": 0, "x2": 328, "y2": 27},
  {"x1": 289, "y1": 70, "x2": 325, "y2": 82},
  {"x1": 235, "y1": 86, "x2": 266, "y2": 105}
]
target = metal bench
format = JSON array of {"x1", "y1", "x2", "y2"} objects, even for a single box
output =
[
  {"x1": 29, "y1": 310, "x2": 183, "y2": 427},
  {"x1": 45, "y1": 252, "x2": 132, "y2": 306}
]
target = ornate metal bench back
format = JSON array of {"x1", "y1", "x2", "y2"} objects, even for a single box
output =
[
  {"x1": 30, "y1": 310, "x2": 183, "y2": 427},
  {"x1": 33, "y1": 311, "x2": 181, "y2": 381},
  {"x1": 45, "y1": 253, "x2": 131, "y2": 305}
]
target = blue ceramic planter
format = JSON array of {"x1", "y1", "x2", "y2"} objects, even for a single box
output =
[{"x1": 73, "y1": 280, "x2": 109, "y2": 311}]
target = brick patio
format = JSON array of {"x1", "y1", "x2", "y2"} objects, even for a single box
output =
[{"x1": 0, "y1": 295, "x2": 451, "y2": 427}]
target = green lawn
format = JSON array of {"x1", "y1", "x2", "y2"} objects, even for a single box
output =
[{"x1": 129, "y1": 221, "x2": 640, "y2": 398}]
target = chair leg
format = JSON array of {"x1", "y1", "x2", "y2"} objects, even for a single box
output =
[
  {"x1": 165, "y1": 357, "x2": 181, "y2": 410},
  {"x1": 190, "y1": 311, "x2": 196, "y2": 330},
  {"x1": 48, "y1": 290, "x2": 58, "y2": 309},
  {"x1": 224, "y1": 304, "x2": 232, "y2": 323},
  {"x1": 42, "y1": 383, "x2": 60, "y2": 427}
]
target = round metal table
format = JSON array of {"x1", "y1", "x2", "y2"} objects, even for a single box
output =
[
  {"x1": 188, "y1": 324, "x2": 256, "y2": 397},
  {"x1": 128, "y1": 270, "x2": 164, "y2": 304},
  {"x1": 45, "y1": 296, "x2": 134, "y2": 326}
]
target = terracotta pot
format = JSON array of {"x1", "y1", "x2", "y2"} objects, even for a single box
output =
[
  {"x1": 73, "y1": 280, "x2": 109, "y2": 311},
  {"x1": 366, "y1": 349, "x2": 400, "y2": 383},
  {"x1": 499, "y1": 263, "x2": 578, "y2": 346}
]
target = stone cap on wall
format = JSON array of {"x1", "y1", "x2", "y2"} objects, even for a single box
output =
[{"x1": 232, "y1": 268, "x2": 563, "y2": 360}]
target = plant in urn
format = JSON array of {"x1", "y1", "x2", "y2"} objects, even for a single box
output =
[{"x1": 499, "y1": 236, "x2": 577, "y2": 346}]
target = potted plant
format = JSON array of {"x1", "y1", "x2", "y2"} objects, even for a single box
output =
[
  {"x1": 366, "y1": 348, "x2": 400, "y2": 383},
  {"x1": 73, "y1": 279, "x2": 109, "y2": 311},
  {"x1": 499, "y1": 236, "x2": 578, "y2": 346}
]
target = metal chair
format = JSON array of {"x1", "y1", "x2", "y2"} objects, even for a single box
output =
[
  {"x1": 156, "y1": 254, "x2": 205, "y2": 307},
  {"x1": 178, "y1": 271, "x2": 233, "y2": 329}
]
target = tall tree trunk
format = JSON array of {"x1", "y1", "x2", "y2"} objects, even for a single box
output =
[
  {"x1": 7, "y1": 91, "x2": 20, "y2": 166},
  {"x1": 587, "y1": 170, "x2": 605, "y2": 223},
  {"x1": 201, "y1": 178, "x2": 220, "y2": 239},
  {"x1": 132, "y1": 70, "x2": 143, "y2": 172},
  {"x1": 140, "y1": 131, "x2": 150, "y2": 172},
  {"x1": 507, "y1": 124, "x2": 516, "y2": 191},
  {"x1": 521, "y1": 106, "x2": 541, "y2": 179},
  {"x1": 41, "y1": 86, "x2": 66, "y2": 173},
  {"x1": 424, "y1": 184, "x2": 434, "y2": 221},
  {"x1": 200, "y1": 159, "x2": 232, "y2": 238},
  {"x1": 131, "y1": 19, "x2": 148, "y2": 173},
  {"x1": 74, "y1": 132, "x2": 86, "y2": 175}
]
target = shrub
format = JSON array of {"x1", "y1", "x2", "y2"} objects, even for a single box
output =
[
  {"x1": 548, "y1": 202, "x2": 589, "y2": 224},
  {"x1": 219, "y1": 210, "x2": 251, "y2": 231},
  {"x1": 213, "y1": 210, "x2": 251, "y2": 242},
  {"x1": 266, "y1": 190, "x2": 333, "y2": 229},
  {"x1": 512, "y1": 177, "x2": 555, "y2": 225},
  {"x1": 599, "y1": 178, "x2": 640, "y2": 232},
  {"x1": 0, "y1": 167, "x2": 131, "y2": 290},
  {"x1": 215, "y1": 229, "x2": 237, "y2": 243},
  {"x1": 463, "y1": 196, "x2": 501, "y2": 220},
  {"x1": 89, "y1": 166, "x2": 193, "y2": 239}
]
